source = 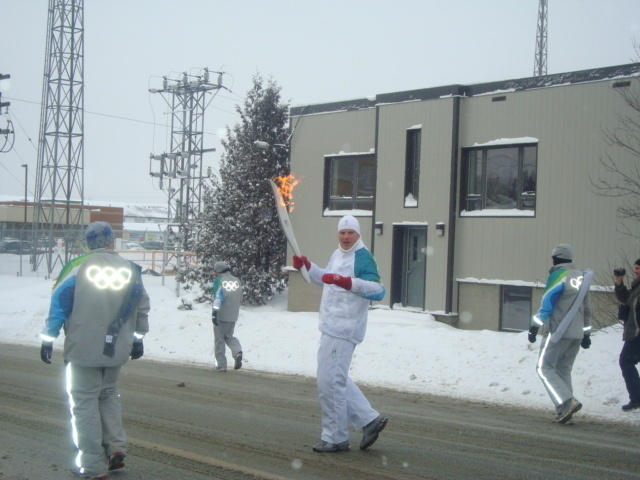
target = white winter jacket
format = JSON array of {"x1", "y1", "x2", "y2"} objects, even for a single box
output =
[{"x1": 309, "y1": 239, "x2": 385, "y2": 344}]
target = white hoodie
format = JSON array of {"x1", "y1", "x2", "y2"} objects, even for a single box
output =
[{"x1": 309, "y1": 239, "x2": 385, "y2": 344}]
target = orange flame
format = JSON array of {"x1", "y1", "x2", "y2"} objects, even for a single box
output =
[{"x1": 274, "y1": 174, "x2": 300, "y2": 211}]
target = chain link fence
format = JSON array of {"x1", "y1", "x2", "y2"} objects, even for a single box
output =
[{"x1": 0, "y1": 227, "x2": 197, "y2": 279}]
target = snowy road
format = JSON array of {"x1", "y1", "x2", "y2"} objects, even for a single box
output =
[{"x1": 2, "y1": 344, "x2": 640, "y2": 480}]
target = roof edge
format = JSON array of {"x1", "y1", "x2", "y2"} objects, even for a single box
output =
[{"x1": 290, "y1": 63, "x2": 640, "y2": 116}]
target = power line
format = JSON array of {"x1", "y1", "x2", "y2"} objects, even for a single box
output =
[
  {"x1": 0, "y1": 150, "x2": 36, "y2": 197},
  {"x1": 7, "y1": 111, "x2": 37, "y2": 152},
  {"x1": 5, "y1": 95, "x2": 239, "y2": 133}
]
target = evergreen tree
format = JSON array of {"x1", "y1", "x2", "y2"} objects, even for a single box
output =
[{"x1": 179, "y1": 74, "x2": 290, "y2": 305}]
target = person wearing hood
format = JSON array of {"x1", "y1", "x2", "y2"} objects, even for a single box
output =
[
  {"x1": 211, "y1": 260, "x2": 243, "y2": 372},
  {"x1": 614, "y1": 259, "x2": 640, "y2": 412},
  {"x1": 39, "y1": 221, "x2": 150, "y2": 479},
  {"x1": 293, "y1": 215, "x2": 387, "y2": 453},
  {"x1": 528, "y1": 244, "x2": 592, "y2": 424}
]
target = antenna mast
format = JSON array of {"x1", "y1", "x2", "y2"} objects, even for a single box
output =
[
  {"x1": 534, "y1": 0, "x2": 548, "y2": 76},
  {"x1": 33, "y1": 0, "x2": 85, "y2": 274}
]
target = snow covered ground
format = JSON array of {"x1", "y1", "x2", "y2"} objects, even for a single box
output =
[{"x1": 1, "y1": 252, "x2": 638, "y2": 425}]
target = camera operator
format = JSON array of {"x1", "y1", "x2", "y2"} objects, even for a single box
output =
[{"x1": 614, "y1": 260, "x2": 640, "y2": 412}]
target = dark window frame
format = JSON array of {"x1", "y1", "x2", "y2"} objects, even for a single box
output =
[
  {"x1": 404, "y1": 128, "x2": 421, "y2": 207},
  {"x1": 499, "y1": 285, "x2": 533, "y2": 332},
  {"x1": 323, "y1": 154, "x2": 376, "y2": 212},
  {"x1": 460, "y1": 143, "x2": 537, "y2": 215}
]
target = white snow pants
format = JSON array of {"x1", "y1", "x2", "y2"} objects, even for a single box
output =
[
  {"x1": 316, "y1": 333, "x2": 379, "y2": 444},
  {"x1": 536, "y1": 334, "x2": 581, "y2": 409},
  {"x1": 66, "y1": 363, "x2": 126, "y2": 476}
]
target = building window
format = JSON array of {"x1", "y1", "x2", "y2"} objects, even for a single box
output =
[
  {"x1": 500, "y1": 285, "x2": 532, "y2": 332},
  {"x1": 324, "y1": 155, "x2": 376, "y2": 212},
  {"x1": 461, "y1": 143, "x2": 537, "y2": 215},
  {"x1": 404, "y1": 128, "x2": 421, "y2": 207}
]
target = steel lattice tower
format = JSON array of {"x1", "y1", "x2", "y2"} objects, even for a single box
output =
[
  {"x1": 33, "y1": 0, "x2": 85, "y2": 274},
  {"x1": 534, "y1": 0, "x2": 548, "y2": 76},
  {"x1": 149, "y1": 69, "x2": 221, "y2": 249}
]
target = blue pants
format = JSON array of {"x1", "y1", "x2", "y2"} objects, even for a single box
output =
[{"x1": 620, "y1": 335, "x2": 640, "y2": 403}]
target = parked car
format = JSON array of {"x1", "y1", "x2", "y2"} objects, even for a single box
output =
[
  {"x1": 142, "y1": 241, "x2": 164, "y2": 250},
  {"x1": 0, "y1": 240, "x2": 33, "y2": 254},
  {"x1": 124, "y1": 241, "x2": 145, "y2": 251}
]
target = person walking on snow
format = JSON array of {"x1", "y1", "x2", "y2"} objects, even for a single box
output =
[
  {"x1": 528, "y1": 244, "x2": 593, "y2": 424},
  {"x1": 211, "y1": 261, "x2": 243, "y2": 372},
  {"x1": 613, "y1": 259, "x2": 640, "y2": 412},
  {"x1": 293, "y1": 215, "x2": 388, "y2": 453},
  {"x1": 39, "y1": 221, "x2": 150, "y2": 479}
]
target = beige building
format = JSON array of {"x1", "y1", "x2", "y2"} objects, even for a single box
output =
[{"x1": 285, "y1": 63, "x2": 640, "y2": 332}]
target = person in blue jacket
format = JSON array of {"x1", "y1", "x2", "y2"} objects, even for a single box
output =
[
  {"x1": 528, "y1": 244, "x2": 592, "y2": 424},
  {"x1": 40, "y1": 222, "x2": 150, "y2": 479},
  {"x1": 211, "y1": 260, "x2": 243, "y2": 372},
  {"x1": 293, "y1": 215, "x2": 388, "y2": 453}
]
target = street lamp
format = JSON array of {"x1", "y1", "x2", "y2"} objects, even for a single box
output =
[
  {"x1": 21, "y1": 164, "x2": 27, "y2": 223},
  {"x1": 253, "y1": 140, "x2": 288, "y2": 150},
  {"x1": 20, "y1": 163, "x2": 27, "y2": 277}
]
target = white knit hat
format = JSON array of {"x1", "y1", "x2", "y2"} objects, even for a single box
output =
[{"x1": 338, "y1": 215, "x2": 360, "y2": 235}]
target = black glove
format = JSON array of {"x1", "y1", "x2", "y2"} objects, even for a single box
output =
[
  {"x1": 212, "y1": 309, "x2": 219, "y2": 326},
  {"x1": 528, "y1": 326, "x2": 539, "y2": 344},
  {"x1": 40, "y1": 342, "x2": 53, "y2": 364},
  {"x1": 130, "y1": 341, "x2": 144, "y2": 360},
  {"x1": 581, "y1": 334, "x2": 591, "y2": 349}
]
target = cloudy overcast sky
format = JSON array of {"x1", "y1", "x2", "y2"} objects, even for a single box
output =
[{"x1": 1, "y1": 0, "x2": 638, "y2": 204}]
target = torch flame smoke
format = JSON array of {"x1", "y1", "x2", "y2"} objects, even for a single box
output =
[{"x1": 274, "y1": 174, "x2": 300, "y2": 211}]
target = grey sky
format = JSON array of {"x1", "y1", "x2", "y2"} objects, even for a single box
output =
[{"x1": 1, "y1": 0, "x2": 638, "y2": 204}]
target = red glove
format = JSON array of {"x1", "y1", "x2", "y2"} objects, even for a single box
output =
[
  {"x1": 322, "y1": 273, "x2": 352, "y2": 290},
  {"x1": 293, "y1": 255, "x2": 311, "y2": 271}
]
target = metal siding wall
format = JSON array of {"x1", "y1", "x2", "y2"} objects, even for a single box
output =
[
  {"x1": 456, "y1": 80, "x2": 639, "y2": 292},
  {"x1": 288, "y1": 109, "x2": 377, "y2": 309},
  {"x1": 375, "y1": 100, "x2": 454, "y2": 311},
  {"x1": 288, "y1": 77, "x2": 640, "y2": 325}
]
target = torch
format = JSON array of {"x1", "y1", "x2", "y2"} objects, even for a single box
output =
[{"x1": 268, "y1": 177, "x2": 311, "y2": 283}]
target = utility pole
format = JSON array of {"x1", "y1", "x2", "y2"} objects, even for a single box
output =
[
  {"x1": 0, "y1": 73, "x2": 15, "y2": 154},
  {"x1": 33, "y1": 0, "x2": 85, "y2": 275},
  {"x1": 22, "y1": 164, "x2": 28, "y2": 224},
  {"x1": 0, "y1": 74, "x2": 10, "y2": 112},
  {"x1": 149, "y1": 68, "x2": 222, "y2": 252},
  {"x1": 534, "y1": 0, "x2": 548, "y2": 76}
]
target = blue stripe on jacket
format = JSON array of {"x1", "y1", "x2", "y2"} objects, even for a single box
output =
[
  {"x1": 44, "y1": 274, "x2": 77, "y2": 338},
  {"x1": 354, "y1": 248, "x2": 385, "y2": 301},
  {"x1": 534, "y1": 268, "x2": 567, "y2": 324},
  {"x1": 211, "y1": 276, "x2": 224, "y2": 310}
]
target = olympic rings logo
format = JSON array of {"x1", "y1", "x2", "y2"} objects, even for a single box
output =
[
  {"x1": 222, "y1": 280, "x2": 239, "y2": 291},
  {"x1": 570, "y1": 276, "x2": 583, "y2": 290},
  {"x1": 86, "y1": 265, "x2": 132, "y2": 291}
]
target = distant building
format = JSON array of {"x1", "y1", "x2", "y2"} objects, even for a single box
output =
[
  {"x1": 285, "y1": 63, "x2": 640, "y2": 332},
  {"x1": 0, "y1": 198, "x2": 169, "y2": 244},
  {"x1": 0, "y1": 199, "x2": 123, "y2": 236},
  {"x1": 122, "y1": 204, "x2": 168, "y2": 224}
]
